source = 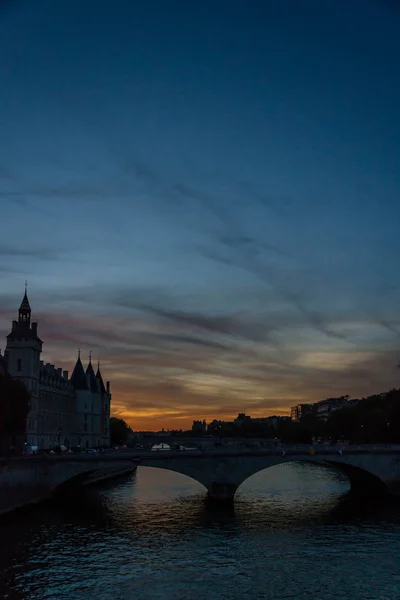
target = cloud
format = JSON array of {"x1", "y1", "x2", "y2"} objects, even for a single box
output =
[
  {"x1": 4, "y1": 289, "x2": 393, "y2": 428},
  {"x1": 152, "y1": 333, "x2": 232, "y2": 351},
  {"x1": 132, "y1": 168, "x2": 355, "y2": 345},
  {"x1": 189, "y1": 205, "x2": 360, "y2": 342},
  {"x1": 0, "y1": 137, "x2": 398, "y2": 428},
  {"x1": 0, "y1": 244, "x2": 61, "y2": 260},
  {"x1": 133, "y1": 305, "x2": 277, "y2": 342},
  {"x1": 1, "y1": 277, "x2": 400, "y2": 430},
  {"x1": 376, "y1": 319, "x2": 400, "y2": 338}
]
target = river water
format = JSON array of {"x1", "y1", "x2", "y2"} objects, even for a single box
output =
[{"x1": 1, "y1": 463, "x2": 400, "y2": 600}]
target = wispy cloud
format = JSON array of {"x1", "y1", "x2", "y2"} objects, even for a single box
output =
[
  {"x1": 0, "y1": 244, "x2": 61, "y2": 260},
  {"x1": 1, "y1": 285, "x2": 395, "y2": 429}
]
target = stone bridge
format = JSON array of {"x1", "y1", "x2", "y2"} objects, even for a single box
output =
[
  {"x1": 1, "y1": 446, "x2": 400, "y2": 514},
  {"x1": 134, "y1": 446, "x2": 400, "y2": 501}
]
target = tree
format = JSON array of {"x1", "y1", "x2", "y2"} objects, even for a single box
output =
[
  {"x1": 0, "y1": 373, "x2": 31, "y2": 455},
  {"x1": 110, "y1": 417, "x2": 130, "y2": 445},
  {"x1": 325, "y1": 389, "x2": 400, "y2": 444}
]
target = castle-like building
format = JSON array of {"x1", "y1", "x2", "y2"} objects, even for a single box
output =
[{"x1": 1, "y1": 290, "x2": 111, "y2": 449}]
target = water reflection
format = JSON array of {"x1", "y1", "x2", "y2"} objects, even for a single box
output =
[{"x1": 1, "y1": 463, "x2": 400, "y2": 600}]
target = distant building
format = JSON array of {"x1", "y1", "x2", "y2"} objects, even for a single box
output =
[
  {"x1": 207, "y1": 419, "x2": 225, "y2": 434},
  {"x1": 290, "y1": 397, "x2": 352, "y2": 422},
  {"x1": 210, "y1": 414, "x2": 291, "y2": 433},
  {"x1": 3, "y1": 289, "x2": 111, "y2": 449},
  {"x1": 234, "y1": 413, "x2": 251, "y2": 427},
  {"x1": 290, "y1": 404, "x2": 312, "y2": 421},
  {"x1": 313, "y1": 397, "x2": 348, "y2": 420},
  {"x1": 192, "y1": 419, "x2": 207, "y2": 434},
  {"x1": 263, "y1": 415, "x2": 291, "y2": 429}
]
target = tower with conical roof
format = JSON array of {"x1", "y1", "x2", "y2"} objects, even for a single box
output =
[
  {"x1": 5, "y1": 285, "x2": 42, "y2": 446},
  {"x1": 70, "y1": 350, "x2": 92, "y2": 449}
]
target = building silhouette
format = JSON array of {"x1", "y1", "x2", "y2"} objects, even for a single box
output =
[{"x1": 3, "y1": 289, "x2": 111, "y2": 449}]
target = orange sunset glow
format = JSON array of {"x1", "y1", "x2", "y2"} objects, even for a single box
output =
[{"x1": 1, "y1": 295, "x2": 399, "y2": 432}]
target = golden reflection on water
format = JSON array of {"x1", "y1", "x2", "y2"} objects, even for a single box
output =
[{"x1": 102, "y1": 462, "x2": 350, "y2": 533}]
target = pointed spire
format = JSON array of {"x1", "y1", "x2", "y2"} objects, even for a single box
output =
[
  {"x1": 96, "y1": 355, "x2": 103, "y2": 377},
  {"x1": 70, "y1": 353, "x2": 89, "y2": 390},
  {"x1": 19, "y1": 283, "x2": 31, "y2": 323},
  {"x1": 19, "y1": 292, "x2": 31, "y2": 311},
  {"x1": 95, "y1": 358, "x2": 106, "y2": 394},
  {"x1": 86, "y1": 355, "x2": 99, "y2": 392}
]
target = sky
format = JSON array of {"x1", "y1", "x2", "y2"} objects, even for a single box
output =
[{"x1": 0, "y1": 0, "x2": 399, "y2": 430}]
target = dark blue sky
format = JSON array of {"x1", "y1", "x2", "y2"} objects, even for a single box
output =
[{"x1": 1, "y1": 0, "x2": 399, "y2": 428}]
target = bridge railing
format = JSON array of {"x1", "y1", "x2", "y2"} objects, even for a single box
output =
[{"x1": 8, "y1": 443, "x2": 400, "y2": 461}]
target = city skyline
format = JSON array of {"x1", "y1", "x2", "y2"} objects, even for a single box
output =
[{"x1": 1, "y1": 0, "x2": 400, "y2": 430}]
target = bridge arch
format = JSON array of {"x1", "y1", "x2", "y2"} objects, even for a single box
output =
[
  {"x1": 136, "y1": 464, "x2": 207, "y2": 496},
  {"x1": 321, "y1": 460, "x2": 388, "y2": 495},
  {"x1": 238, "y1": 458, "x2": 388, "y2": 495},
  {"x1": 136, "y1": 463, "x2": 208, "y2": 491},
  {"x1": 234, "y1": 458, "x2": 389, "y2": 501}
]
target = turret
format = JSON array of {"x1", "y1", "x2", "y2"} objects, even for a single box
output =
[
  {"x1": 86, "y1": 354, "x2": 100, "y2": 393},
  {"x1": 5, "y1": 286, "x2": 42, "y2": 446}
]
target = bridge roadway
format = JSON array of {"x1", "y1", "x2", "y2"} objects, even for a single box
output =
[{"x1": 1, "y1": 445, "x2": 400, "y2": 513}]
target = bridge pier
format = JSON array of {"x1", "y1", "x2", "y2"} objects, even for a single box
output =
[{"x1": 207, "y1": 482, "x2": 238, "y2": 503}]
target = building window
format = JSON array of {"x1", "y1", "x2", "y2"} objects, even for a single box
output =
[
  {"x1": 17, "y1": 359, "x2": 22, "y2": 372},
  {"x1": 84, "y1": 423, "x2": 88, "y2": 432}
]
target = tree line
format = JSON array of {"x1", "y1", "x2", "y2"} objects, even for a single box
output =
[
  {"x1": 206, "y1": 389, "x2": 400, "y2": 444},
  {"x1": 0, "y1": 373, "x2": 31, "y2": 455}
]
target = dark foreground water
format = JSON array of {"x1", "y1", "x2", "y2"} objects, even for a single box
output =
[{"x1": 1, "y1": 463, "x2": 400, "y2": 600}]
